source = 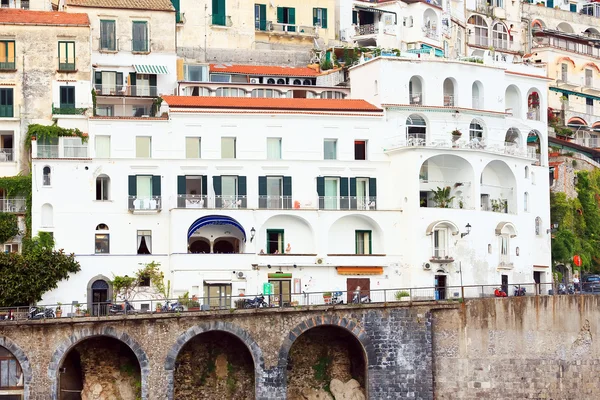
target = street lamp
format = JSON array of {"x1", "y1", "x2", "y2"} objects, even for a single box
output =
[
  {"x1": 461, "y1": 223, "x2": 472, "y2": 238},
  {"x1": 250, "y1": 227, "x2": 256, "y2": 242}
]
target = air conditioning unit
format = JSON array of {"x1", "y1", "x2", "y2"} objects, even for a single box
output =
[
  {"x1": 237, "y1": 271, "x2": 246, "y2": 279},
  {"x1": 423, "y1": 262, "x2": 431, "y2": 271},
  {"x1": 316, "y1": 257, "x2": 324, "y2": 265},
  {"x1": 562, "y1": 0, "x2": 568, "y2": 4},
  {"x1": 250, "y1": 78, "x2": 260, "y2": 84}
]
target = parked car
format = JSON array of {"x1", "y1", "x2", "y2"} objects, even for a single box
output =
[{"x1": 581, "y1": 275, "x2": 600, "y2": 293}]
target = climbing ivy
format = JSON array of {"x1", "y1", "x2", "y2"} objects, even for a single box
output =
[
  {"x1": 0, "y1": 214, "x2": 19, "y2": 243},
  {"x1": 0, "y1": 175, "x2": 31, "y2": 240},
  {"x1": 25, "y1": 123, "x2": 87, "y2": 149},
  {"x1": 112, "y1": 261, "x2": 170, "y2": 300}
]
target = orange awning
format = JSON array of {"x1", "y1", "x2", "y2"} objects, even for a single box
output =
[{"x1": 336, "y1": 267, "x2": 384, "y2": 275}]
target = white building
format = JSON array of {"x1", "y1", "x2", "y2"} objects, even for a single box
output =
[{"x1": 31, "y1": 55, "x2": 552, "y2": 311}]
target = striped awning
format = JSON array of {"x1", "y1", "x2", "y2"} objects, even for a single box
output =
[{"x1": 134, "y1": 65, "x2": 169, "y2": 74}]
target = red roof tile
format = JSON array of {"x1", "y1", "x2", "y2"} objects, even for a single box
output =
[
  {"x1": 66, "y1": 0, "x2": 174, "y2": 11},
  {"x1": 0, "y1": 9, "x2": 89, "y2": 26},
  {"x1": 162, "y1": 96, "x2": 382, "y2": 113},
  {"x1": 209, "y1": 64, "x2": 320, "y2": 77}
]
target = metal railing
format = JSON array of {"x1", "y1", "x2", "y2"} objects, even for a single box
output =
[
  {"x1": 258, "y1": 195, "x2": 292, "y2": 209},
  {"x1": 37, "y1": 145, "x2": 59, "y2": 158},
  {"x1": 443, "y1": 94, "x2": 454, "y2": 107},
  {"x1": 499, "y1": 254, "x2": 513, "y2": 268},
  {"x1": 58, "y1": 62, "x2": 76, "y2": 71},
  {"x1": 267, "y1": 22, "x2": 316, "y2": 35},
  {"x1": 128, "y1": 196, "x2": 161, "y2": 211},
  {"x1": 492, "y1": 38, "x2": 508, "y2": 50},
  {"x1": 318, "y1": 196, "x2": 377, "y2": 210},
  {"x1": 94, "y1": 84, "x2": 158, "y2": 97},
  {"x1": 430, "y1": 247, "x2": 454, "y2": 262},
  {"x1": 424, "y1": 28, "x2": 438, "y2": 40},
  {"x1": 573, "y1": 137, "x2": 600, "y2": 148},
  {"x1": 357, "y1": 23, "x2": 378, "y2": 35},
  {"x1": 0, "y1": 61, "x2": 15, "y2": 70},
  {"x1": 0, "y1": 198, "x2": 26, "y2": 213},
  {"x1": 0, "y1": 148, "x2": 13, "y2": 162},
  {"x1": 527, "y1": 107, "x2": 541, "y2": 121},
  {"x1": 63, "y1": 145, "x2": 88, "y2": 158},
  {"x1": 176, "y1": 194, "x2": 207, "y2": 209},
  {"x1": 0, "y1": 283, "x2": 588, "y2": 321},
  {"x1": 52, "y1": 106, "x2": 87, "y2": 115},
  {"x1": 409, "y1": 92, "x2": 422, "y2": 105},
  {"x1": 215, "y1": 195, "x2": 247, "y2": 209}
]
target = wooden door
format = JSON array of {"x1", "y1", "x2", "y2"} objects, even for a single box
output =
[{"x1": 346, "y1": 278, "x2": 370, "y2": 303}]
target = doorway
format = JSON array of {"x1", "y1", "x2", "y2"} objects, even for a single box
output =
[
  {"x1": 533, "y1": 271, "x2": 542, "y2": 295},
  {"x1": 269, "y1": 279, "x2": 291, "y2": 307},
  {"x1": 346, "y1": 278, "x2": 370, "y2": 303},
  {"x1": 434, "y1": 275, "x2": 447, "y2": 300},
  {"x1": 501, "y1": 274, "x2": 508, "y2": 296},
  {"x1": 203, "y1": 283, "x2": 232, "y2": 309},
  {"x1": 91, "y1": 279, "x2": 109, "y2": 316}
]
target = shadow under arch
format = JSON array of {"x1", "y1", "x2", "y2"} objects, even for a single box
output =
[
  {"x1": 164, "y1": 321, "x2": 265, "y2": 400},
  {"x1": 47, "y1": 327, "x2": 150, "y2": 400},
  {"x1": 0, "y1": 336, "x2": 32, "y2": 399},
  {"x1": 277, "y1": 316, "x2": 375, "y2": 396}
]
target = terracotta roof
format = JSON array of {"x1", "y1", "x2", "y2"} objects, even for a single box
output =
[
  {"x1": 162, "y1": 96, "x2": 382, "y2": 112},
  {"x1": 210, "y1": 64, "x2": 320, "y2": 77},
  {"x1": 0, "y1": 9, "x2": 89, "y2": 26},
  {"x1": 66, "y1": 0, "x2": 174, "y2": 11}
]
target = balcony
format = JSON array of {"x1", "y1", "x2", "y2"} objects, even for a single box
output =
[
  {"x1": 498, "y1": 254, "x2": 514, "y2": 269},
  {"x1": 469, "y1": 35, "x2": 488, "y2": 47},
  {"x1": 265, "y1": 22, "x2": 317, "y2": 36},
  {"x1": 574, "y1": 137, "x2": 600, "y2": 148},
  {"x1": 64, "y1": 145, "x2": 88, "y2": 158},
  {"x1": 52, "y1": 105, "x2": 87, "y2": 116},
  {"x1": 533, "y1": 35, "x2": 600, "y2": 60},
  {"x1": 0, "y1": 198, "x2": 26, "y2": 213},
  {"x1": 258, "y1": 195, "x2": 292, "y2": 210},
  {"x1": 215, "y1": 195, "x2": 247, "y2": 209},
  {"x1": 94, "y1": 84, "x2": 158, "y2": 97},
  {"x1": 318, "y1": 196, "x2": 377, "y2": 211},
  {"x1": 177, "y1": 194, "x2": 207, "y2": 209},
  {"x1": 0, "y1": 61, "x2": 15, "y2": 71},
  {"x1": 58, "y1": 62, "x2": 76, "y2": 72},
  {"x1": 424, "y1": 28, "x2": 438, "y2": 40},
  {"x1": 36, "y1": 144, "x2": 88, "y2": 158},
  {"x1": 128, "y1": 196, "x2": 162, "y2": 212},
  {"x1": 443, "y1": 95, "x2": 454, "y2": 107},
  {"x1": 429, "y1": 247, "x2": 454, "y2": 263},
  {"x1": 409, "y1": 92, "x2": 422, "y2": 105},
  {"x1": 357, "y1": 24, "x2": 378, "y2": 36},
  {"x1": 0, "y1": 148, "x2": 13, "y2": 162},
  {"x1": 37, "y1": 145, "x2": 59, "y2": 158}
]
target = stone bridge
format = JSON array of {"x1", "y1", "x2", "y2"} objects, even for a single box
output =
[{"x1": 0, "y1": 296, "x2": 599, "y2": 400}]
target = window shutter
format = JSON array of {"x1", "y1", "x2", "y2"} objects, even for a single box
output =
[
  {"x1": 352, "y1": 11, "x2": 358, "y2": 24},
  {"x1": 259, "y1": 4, "x2": 267, "y2": 30},
  {"x1": 277, "y1": 7, "x2": 284, "y2": 23},
  {"x1": 317, "y1": 177, "x2": 325, "y2": 209},
  {"x1": 283, "y1": 176, "x2": 292, "y2": 209},
  {"x1": 129, "y1": 73, "x2": 137, "y2": 96},
  {"x1": 177, "y1": 175, "x2": 186, "y2": 195},
  {"x1": 128, "y1": 175, "x2": 136, "y2": 196},
  {"x1": 349, "y1": 178, "x2": 357, "y2": 210},
  {"x1": 313, "y1": 8, "x2": 318, "y2": 26},
  {"x1": 152, "y1": 176, "x2": 161, "y2": 196},
  {"x1": 116, "y1": 72, "x2": 123, "y2": 86},
  {"x1": 369, "y1": 178, "x2": 377, "y2": 197},
  {"x1": 213, "y1": 176, "x2": 222, "y2": 195},
  {"x1": 201, "y1": 175, "x2": 208, "y2": 196},
  {"x1": 288, "y1": 7, "x2": 295, "y2": 24},
  {"x1": 340, "y1": 177, "x2": 349, "y2": 210},
  {"x1": 258, "y1": 176, "x2": 267, "y2": 196},
  {"x1": 322, "y1": 9, "x2": 327, "y2": 29},
  {"x1": 94, "y1": 71, "x2": 102, "y2": 85},
  {"x1": 149, "y1": 74, "x2": 157, "y2": 96},
  {"x1": 238, "y1": 176, "x2": 247, "y2": 207}
]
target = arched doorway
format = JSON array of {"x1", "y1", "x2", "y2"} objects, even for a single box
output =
[
  {"x1": 406, "y1": 114, "x2": 427, "y2": 145},
  {"x1": 286, "y1": 326, "x2": 367, "y2": 399},
  {"x1": 189, "y1": 238, "x2": 210, "y2": 253},
  {"x1": 187, "y1": 215, "x2": 247, "y2": 254},
  {"x1": 87, "y1": 275, "x2": 113, "y2": 317},
  {"x1": 173, "y1": 331, "x2": 255, "y2": 399},
  {"x1": 58, "y1": 337, "x2": 142, "y2": 400},
  {"x1": 481, "y1": 161, "x2": 517, "y2": 213},
  {"x1": 505, "y1": 85, "x2": 521, "y2": 118},
  {"x1": 0, "y1": 345, "x2": 24, "y2": 398},
  {"x1": 213, "y1": 238, "x2": 235, "y2": 253}
]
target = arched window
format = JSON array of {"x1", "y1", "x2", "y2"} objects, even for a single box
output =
[
  {"x1": 472, "y1": 81, "x2": 483, "y2": 109},
  {"x1": 302, "y1": 79, "x2": 312, "y2": 85},
  {"x1": 321, "y1": 91, "x2": 344, "y2": 99},
  {"x1": 0, "y1": 346, "x2": 24, "y2": 393},
  {"x1": 535, "y1": 217, "x2": 542, "y2": 235},
  {"x1": 95, "y1": 224, "x2": 110, "y2": 253},
  {"x1": 215, "y1": 87, "x2": 246, "y2": 97},
  {"x1": 43, "y1": 166, "x2": 51, "y2": 186},
  {"x1": 525, "y1": 166, "x2": 529, "y2": 179},
  {"x1": 524, "y1": 192, "x2": 529, "y2": 212},
  {"x1": 406, "y1": 114, "x2": 427, "y2": 144},
  {"x1": 443, "y1": 78, "x2": 456, "y2": 106},
  {"x1": 266, "y1": 78, "x2": 276, "y2": 84},
  {"x1": 277, "y1": 78, "x2": 286, "y2": 85},
  {"x1": 41, "y1": 203, "x2": 53, "y2": 227},
  {"x1": 292, "y1": 79, "x2": 301, "y2": 85},
  {"x1": 468, "y1": 15, "x2": 488, "y2": 46},
  {"x1": 96, "y1": 175, "x2": 110, "y2": 201},
  {"x1": 492, "y1": 23, "x2": 508, "y2": 50},
  {"x1": 469, "y1": 119, "x2": 484, "y2": 140},
  {"x1": 409, "y1": 76, "x2": 423, "y2": 105}
]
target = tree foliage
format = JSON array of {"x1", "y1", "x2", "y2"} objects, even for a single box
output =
[
  {"x1": 25, "y1": 123, "x2": 87, "y2": 149},
  {"x1": 0, "y1": 214, "x2": 19, "y2": 244},
  {"x1": 0, "y1": 234, "x2": 80, "y2": 306},
  {"x1": 112, "y1": 261, "x2": 169, "y2": 300}
]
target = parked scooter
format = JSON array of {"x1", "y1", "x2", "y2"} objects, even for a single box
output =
[
  {"x1": 331, "y1": 291, "x2": 344, "y2": 305},
  {"x1": 161, "y1": 300, "x2": 184, "y2": 313},
  {"x1": 558, "y1": 283, "x2": 567, "y2": 295},
  {"x1": 352, "y1": 287, "x2": 371, "y2": 304},
  {"x1": 494, "y1": 288, "x2": 507, "y2": 297},
  {"x1": 28, "y1": 306, "x2": 55, "y2": 320},
  {"x1": 108, "y1": 299, "x2": 136, "y2": 315},
  {"x1": 514, "y1": 285, "x2": 526, "y2": 297},
  {"x1": 568, "y1": 284, "x2": 575, "y2": 295},
  {"x1": 244, "y1": 295, "x2": 268, "y2": 309}
]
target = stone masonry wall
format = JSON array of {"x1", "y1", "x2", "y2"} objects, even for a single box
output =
[{"x1": 432, "y1": 295, "x2": 600, "y2": 399}]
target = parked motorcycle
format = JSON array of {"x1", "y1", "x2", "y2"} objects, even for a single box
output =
[
  {"x1": 351, "y1": 289, "x2": 371, "y2": 304},
  {"x1": 28, "y1": 306, "x2": 55, "y2": 320},
  {"x1": 494, "y1": 288, "x2": 507, "y2": 297},
  {"x1": 558, "y1": 283, "x2": 567, "y2": 295},
  {"x1": 514, "y1": 285, "x2": 526, "y2": 297},
  {"x1": 244, "y1": 295, "x2": 268, "y2": 309},
  {"x1": 108, "y1": 299, "x2": 136, "y2": 315},
  {"x1": 567, "y1": 284, "x2": 575, "y2": 295},
  {"x1": 331, "y1": 291, "x2": 344, "y2": 305},
  {"x1": 161, "y1": 300, "x2": 184, "y2": 313}
]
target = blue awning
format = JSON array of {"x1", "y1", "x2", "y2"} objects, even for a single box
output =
[{"x1": 187, "y1": 215, "x2": 247, "y2": 242}]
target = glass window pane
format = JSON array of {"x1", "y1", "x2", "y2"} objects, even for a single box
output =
[
  {"x1": 95, "y1": 136, "x2": 110, "y2": 158},
  {"x1": 186, "y1": 137, "x2": 200, "y2": 158},
  {"x1": 267, "y1": 138, "x2": 281, "y2": 159},
  {"x1": 221, "y1": 137, "x2": 236, "y2": 158},
  {"x1": 222, "y1": 176, "x2": 237, "y2": 197},
  {"x1": 324, "y1": 139, "x2": 337, "y2": 159},
  {"x1": 136, "y1": 137, "x2": 151, "y2": 158}
]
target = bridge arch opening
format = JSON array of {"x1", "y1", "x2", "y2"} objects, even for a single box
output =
[
  {"x1": 286, "y1": 325, "x2": 367, "y2": 399},
  {"x1": 58, "y1": 336, "x2": 142, "y2": 400},
  {"x1": 173, "y1": 330, "x2": 255, "y2": 399}
]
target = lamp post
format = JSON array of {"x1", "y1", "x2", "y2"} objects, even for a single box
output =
[
  {"x1": 461, "y1": 223, "x2": 471, "y2": 238},
  {"x1": 250, "y1": 227, "x2": 256, "y2": 242}
]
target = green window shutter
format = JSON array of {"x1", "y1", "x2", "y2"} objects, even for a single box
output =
[
  {"x1": 171, "y1": 0, "x2": 181, "y2": 23},
  {"x1": 283, "y1": 176, "x2": 292, "y2": 196},
  {"x1": 316, "y1": 177, "x2": 325, "y2": 197},
  {"x1": 128, "y1": 175, "x2": 137, "y2": 196},
  {"x1": 129, "y1": 73, "x2": 137, "y2": 96},
  {"x1": 259, "y1": 4, "x2": 267, "y2": 30},
  {"x1": 352, "y1": 11, "x2": 358, "y2": 24},
  {"x1": 94, "y1": 71, "x2": 102, "y2": 85},
  {"x1": 349, "y1": 178, "x2": 357, "y2": 210},
  {"x1": 277, "y1": 7, "x2": 284, "y2": 23},
  {"x1": 322, "y1": 9, "x2": 327, "y2": 29},
  {"x1": 570, "y1": 3, "x2": 576, "y2": 12},
  {"x1": 313, "y1": 8, "x2": 318, "y2": 26},
  {"x1": 213, "y1": 176, "x2": 222, "y2": 195},
  {"x1": 152, "y1": 176, "x2": 161, "y2": 196},
  {"x1": 258, "y1": 176, "x2": 267, "y2": 196},
  {"x1": 212, "y1": 0, "x2": 225, "y2": 25},
  {"x1": 546, "y1": 0, "x2": 553, "y2": 7},
  {"x1": 340, "y1": 177, "x2": 349, "y2": 210},
  {"x1": 238, "y1": 176, "x2": 247, "y2": 207},
  {"x1": 369, "y1": 178, "x2": 377, "y2": 197},
  {"x1": 177, "y1": 175, "x2": 186, "y2": 195},
  {"x1": 368, "y1": 231, "x2": 372, "y2": 254},
  {"x1": 288, "y1": 8, "x2": 296, "y2": 32},
  {"x1": 201, "y1": 175, "x2": 208, "y2": 195},
  {"x1": 149, "y1": 74, "x2": 157, "y2": 96}
]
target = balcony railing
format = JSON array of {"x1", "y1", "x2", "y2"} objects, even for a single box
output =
[
  {"x1": 424, "y1": 28, "x2": 438, "y2": 40},
  {"x1": 258, "y1": 195, "x2": 292, "y2": 209},
  {"x1": 37, "y1": 145, "x2": 59, "y2": 158},
  {"x1": 94, "y1": 84, "x2": 158, "y2": 97},
  {"x1": 52, "y1": 105, "x2": 87, "y2": 115},
  {"x1": 212, "y1": 14, "x2": 232, "y2": 27},
  {"x1": 409, "y1": 92, "x2": 422, "y2": 105},
  {"x1": 177, "y1": 194, "x2": 207, "y2": 209},
  {"x1": 527, "y1": 107, "x2": 540, "y2": 121},
  {"x1": 0, "y1": 149, "x2": 13, "y2": 162},
  {"x1": 0, "y1": 61, "x2": 15, "y2": 70},
  {"x1": 430, "y1": 248, "x2": 454, "y2": 263},
  {"x1": 0, "y1": 198, "x2": 26, "y2": 213},
  {"x1": 318, "y1": 196, "x2": 377, "y2": 210},
  {"x1": 63, "y1": 145, "x2": 88, "y2": 158},
  {"x1": 443, "y1": 95, "x2": 454, "y2": 107},
  {"x1": 492, "y1": 38, "x2": 508, "y2": 50},
  {"x1": 534, "y1": 35, "x2": 600, "y2": 60},
  {"x1": 574, "y1": 137, "x2": 600, "y2": 148},
  {"x1": 58, "y1": 62, "x2": 76, "y2": 71},
  {"x1": 128, "y1": 196, "x2": 162, "y2": 211},
  {"x1": 215, "y1": 195, "x2": 247, "y2": 209},
  {"x1": 357, "y1": 23, "x2": 378, "y2": 35},
  {"x1": 266, "y1": 22, "x2": 316, "y2": 36},
  {"x1": 499, "y1": 254, "x2": 514, "y2": 269}
]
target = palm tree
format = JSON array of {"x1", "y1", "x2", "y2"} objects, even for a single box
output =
[{"x1": 432, "y1": 186, "x2": 455, "y2": 208}]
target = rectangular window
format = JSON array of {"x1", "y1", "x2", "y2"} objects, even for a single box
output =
[
  {"x1": 0, "y1": 354, "x2": 22, "y2": 388},
  {"x1": 355, "y1": 230, "x2": 372, "y2": 255},
  {"x1": 96, "y1": 175, "x2": 109, "y2": 201},
  {"x1": 186, "y1": 137, "x2": 201, "y2": 158},
  {"x1": 63, "y1": 137, "x2": 86, "y2": 158},
  {"x1": 255, "y1": 3, "x2": 267, "y2": 30},
  {"x1": 0, "y1": 40, "x2": 15, "y2": 70},
  {"x1": 356, "y1": 177, "x2": 369, "y2": 209},
  {"x1": 132, "y1": 21, "x2": 149, "y2": 52},
  {"x1": 324, "y1": 177, "x2": 338, "y2": 210},
  {"x1": 136, "y1": 136, "x2": 151, "y2": 158},
  {"x1": 95, "y1": 233, "x2": 109, "y2": 254},
  {"x1": 4, "y1": 243, "x2": 18, "y2": 253},
  {"x1": 267, "y1": 137, "x2": 282, "y2": 160},
  {"x1": 204, "y1": 283, "x2": 232, "y2": 309},
  {"x1": 95, "y1": 70, "x2": 123, "y2": 95},
  {"x1": 500, "y1": 236, "x2": 509, "y2": 255},
  {"x1": 184, "y1": 64, "x2": 208, "y2": 82},
  {"x1": 266, "y1": 176, "x2": 283, "y2": 208},
  {"x1": 277, "y1": 7, "x2": 296, "y2": 32},
  {"x1": 433, "y1": 229, "x2": 447, "y2": 258},
  {"x1": 59, "y1": 86, "x2": 75, "y2": 109},
  {"x1": 58, "y1": 41, "x2": 75, "y2": 71},
  {"x1": 137, "y1": 230, "x2": 152, "y2": 254},
  {"x1": 354, "y1": 140, "x2": 366, "y2": 160},
  {"x1": 96, "y1": 105, "x2": 114, "y2": 117},
  {"x1": 179, "y1": 175, "x2": 205, "y2": 208},
  {"x1": 221, "y1": 175, "x2": 238, "y2": 206},
  {"x1": 313, "y1": 8, "x2": 328, "y2": 28},
  {"x1": 212, "y1": 0, "x2": 227, "y2": 25},
  {"x1": 221, "y1": 137, "x2": 236, "y2": 158},
  {"x1": 210, "y1": 74, "x2": 231, "y2": 83},
  {"x1": 266, "y1": 229, "x2": 284, "y2": 254},
  {"x1": 0, "y1": 88, "x2": 13, "y2": 118},
  {"x1": 95, "y1": 136, "x2": 110, "y2": 158},
  {"x1": 100, "y1": 20, "x2": 116, "y2": 51},
  {"x1": 586, "y1": 69, "x2": 593, "y2": 87},
  {"x1": 324, "y1": 139, "x2": 337, "y2": 160},
  {"x1": 570, "y1": 3, "x2": 577, "y2": 12}
]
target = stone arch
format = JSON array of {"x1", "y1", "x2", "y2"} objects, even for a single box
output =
[
  {"x1": 557, "y1": 22, "x2": 574, "y2": 33},
  {"x1": 0, "y1": 336, "x2": 32, "y2": 399},
  {"x1": 48, "y1": 328, "x2": 150, "y2": 400},
  {"x1": 277, "y1": 317, "x2": 375, "y2": 396},
  {"x1": 86, "y1": 274, "x2": 113, "y2": 314},
  {"x1": 164, "y1": 321, "x2": 265, "y2": 400}
]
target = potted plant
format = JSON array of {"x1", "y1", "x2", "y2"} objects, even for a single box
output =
[
  {"x1": 459, "y1": 199, "x2": 464, "y2": 209},
  {"x1": 432, "y1": 186, "x2": 455, "y2": 208},
  {"x1": 56, "y1": 302, "x2": 62, "y2": 318},
  {"x1": 82, "y1": 309, "x2": 90, "y2": 317},
  {"x1": 323, "y1": 292, "x2": 332, "y2": 303},
  {"x1": 188, "y1": 295, "x2": 201, "y2": 311},
  {"x1": 74, "y1": 302, "x2": 81, "y2": 317},
  {"x1": 156, "y1": 303, "x2": 162, "y2": 313},
  {"x1": 395, "y1": 290, "x2": 410, "y2": 302},
  {"x1": 451, "y1": 129, "x2": 462, "y2": 141}
]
